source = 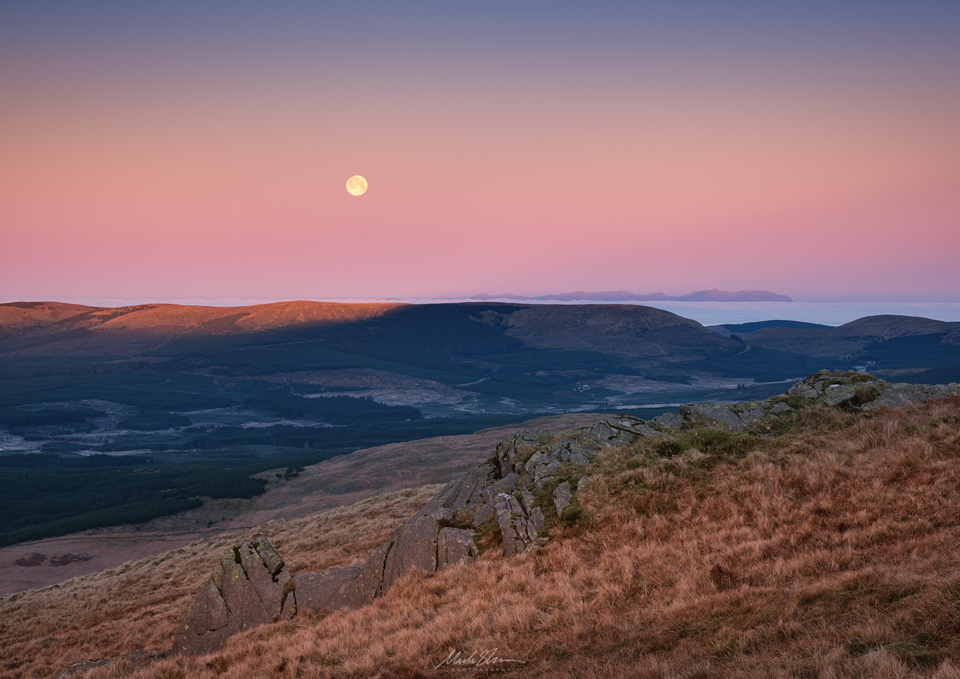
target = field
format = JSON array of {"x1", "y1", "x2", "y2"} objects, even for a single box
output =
[{"x1": 4, "y1": 394, "x2": 960, "y2": 677}]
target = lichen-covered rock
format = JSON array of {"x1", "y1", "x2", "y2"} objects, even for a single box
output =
[
  {"x1": 680, "y1": 402, "x2": 747, "y2": 433},
  {"x1": 526, "y1": 437, "x2": 596, "y2": 488},
  {"x1": 495, "y1": 491, "x2": 548, "y2": 557},
  {"x1": 820, "y1": 383, "x2": 861, "y2": 407},
  {"x1": 381, "y1": 513, "x2": 441, "y2": 591},
  {"x1": 437, "y1": 528, "x2": 479, "y2": 568},
  {"x1": 481, "y1": 472, "x2": 520, "y2": 504},
  {"x1": 734, "y1": 401, "x2": 765, "y2": 426},
  {"x1": 652, "y1": 412, "x2": 684, "y2": 429},
  {"x1": 864, "y1": 382, "x2": 960, "y2": 411},
  {"x1": 471, "y1": 501, "x2": 496, "y2": 527},
  {"x1": 173, "y1": 540, "x2": 295, "y2": 656},
  {"x1": 787, "y1": 381, "x2": 820, "y2": 399},
  {"x1": 422, "y1": 463, "x2": 497, "y2": 514},
  {"x1": 583, "y1": 416, "x2": 660, "y2": 444},
  {"x1": 553, "y1": 481, "x2": 573, "y2": 517},
  {"x1": 495, "y1": 430, "x2": 553, "y2": 476},
  {"x1": 293, "y1": 565, "x2": 364, "y2": 613},
  {"x1": 766, "y1": 402, "x2": 792, "y2": 415},
  {"x1": 354, "y1": 541, "x2": 393, "y2": 603}
]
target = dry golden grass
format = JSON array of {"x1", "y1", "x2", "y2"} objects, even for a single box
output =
[
  {"x1": 0, "y1": 486, "x2": 442, "y2": 679},
  {"x1": 7, "y1": 399, "x2": 960, "y2": 678}
]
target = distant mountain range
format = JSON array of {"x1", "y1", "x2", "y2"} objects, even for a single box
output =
[
  {"x1": 1, "y1": 301, "x2": 957, "y2": 426},
  {"x1": 470, "y1": 289, "x2": 793, "y2": 302}
]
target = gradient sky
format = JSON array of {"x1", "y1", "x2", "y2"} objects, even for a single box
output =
[{"x1": 2, "y1": 1, "x2": 959, "y2": 304}]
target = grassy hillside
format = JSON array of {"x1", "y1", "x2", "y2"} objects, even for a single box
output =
[{"x1": 5, "y1": 394, "x2": 960, "y2": 677}]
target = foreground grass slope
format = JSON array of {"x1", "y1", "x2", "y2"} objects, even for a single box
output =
[{"x1": 5, "y1": 395, "x2": 960, "y2": 678}]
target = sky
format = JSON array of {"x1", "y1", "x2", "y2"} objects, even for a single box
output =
[{"x1": 2, "y1": 1, "x2": 959, "y2": 305}]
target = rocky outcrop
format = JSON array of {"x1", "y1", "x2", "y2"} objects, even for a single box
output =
[
  {"x1": 786, "y1": 371, "x2": 960, "y2": 412},
  {"x1": 495, "y1": 488, "x2": 548, "y2": 556},
  {"x1": 173, "y1": 370, "x2": 960, "y2": 655},
  {"x1": 293, "y1": 565, "x2": 364, "y2": 612},
  {"x1": 173, "y1": 540, "x2": 295, "y2": 656},
  {"x1": 173, "y1": 423, "x2": 622, "y2": 654},
  {"x1": 649, "y1": 371, "x2": 959, "y2": 434}
]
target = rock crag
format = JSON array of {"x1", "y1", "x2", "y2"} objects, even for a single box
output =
[
  {"x1": 172, "y1": 371, "x2": 960, "y2": 655},
  {"x1": 172, "y1": 540, "x2": 295, "y2": 656}
]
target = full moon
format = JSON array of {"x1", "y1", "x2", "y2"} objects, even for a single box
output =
[{"x1": 346, "y1": 175, "x2": 368, "y2": 196}]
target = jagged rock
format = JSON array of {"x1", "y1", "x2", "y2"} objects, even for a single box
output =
[
  {"x1": 787, "y1": 381, "x2": 820, "y2": 398},
  {"x1": 525, "y1": 437, "x2": 596, "y2": 488},
  {"x1": 524, "y1": 449, "x2": 561, "y2": 489},
  {"x1": 495, "y1": 491, "x2": 548, "y2": 557},
  {"x1": 472, "y1": 501, "x2": 496, "y2": 527},
  {"x1": 553, "y1": 481, "x2": 573, "y2": 517},
  {"x1": 58, "y1": 650, "x2": 170, "y2": 678},
  {"x1": 652, "y1": 412, "x2": 684, "y2": 429},
  {"x1": 481, "y1": 472, "x2": 521, "y2": 504},
  {"x1": 734, "y1": 401, "x2": 765, "y2": 426},
  {"x1": 864, "y1": 382, "x2": 960, "y2": 411},
  {"x1": 437, "y1": 528, "x2": 479, "y2": 568},
  {"x1": 767, "y1": 402, "x2": 792, "y2": 415},
  {"x1": 294, "y1": 565, "x2": 364, "y2": 613},
  {"x1": 354, "y1": 541, "x2": 393, "y2": 603},
  {"x1": 577, "y1": 475, "x2": 591, "y2": 492},
  {"x1": 606, "y1": 415, "x2": 662, "y2": 438},
  {"x1": 423, "y1": 463, "x2": 497, "y2": 513},
  {"x1": 381, "y1": 513, "x2": 441, "y2": 591},
  {"x1": 173, "y1": 539, "x2": 295, "y2": 656},
  {"x1": 820, "y1": 383, "x2": 861, "y2": 407},
  {"x1": 583, "y1": 416, "x2": 660, "y2": 444},
  {"x1": 680, "y1": 402, "x2": 747, "y2": 433},
  {"x1": 495, "y1": 430, "x2": 553, "y2": 476}
]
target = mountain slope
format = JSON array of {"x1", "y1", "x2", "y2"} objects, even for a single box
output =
[
  {"x1": 6, "y1": 383, "x2": 960, "y2": 678},
  {"x1": 743, "y1": 315, "x2": 960, "y2": 363}
]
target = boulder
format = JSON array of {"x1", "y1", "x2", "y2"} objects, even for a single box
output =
[
  {"x1": 173, "y1": 539, "x2": 295, "y2": 656},
  {"x1": 381, "y1": 513, "x2": 442, "y2": 592},
  {"x1": 294, "y1": 565, "x2": 364, "y2": 613}
]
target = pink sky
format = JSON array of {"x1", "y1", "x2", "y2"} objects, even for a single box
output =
[{"x1": 2, "y1": 3, "x2": 959, "y2": 303}]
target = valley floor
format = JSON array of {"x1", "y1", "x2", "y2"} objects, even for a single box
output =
[{"x1": 0, "y1": 412, "x2": 608, "y2": 595}]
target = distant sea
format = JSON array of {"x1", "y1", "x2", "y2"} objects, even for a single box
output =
[{"x1": 44, "y1": 297, "x2": 960, "y2": 328}]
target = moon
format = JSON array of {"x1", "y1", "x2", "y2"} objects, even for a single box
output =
[{"x1": 346, "y1": 175, "x2": 368, "y2": 196}]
